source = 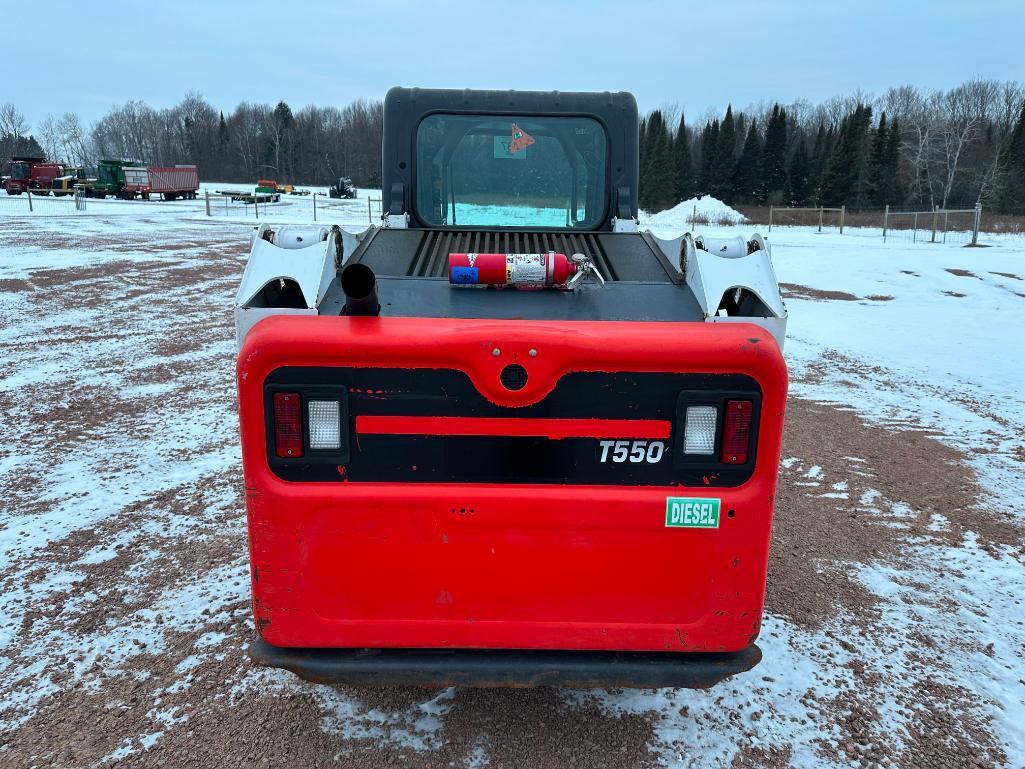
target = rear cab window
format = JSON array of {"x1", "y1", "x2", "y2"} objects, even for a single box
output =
[{"x1": 415, "y1": 114, "x2": 607, "y2": 229}]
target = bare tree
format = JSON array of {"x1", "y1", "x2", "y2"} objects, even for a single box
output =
[
  {"x1": 0, "y1": 102, "x2": 28, "y2": 138},
  {"x1": 57, "y1": 112, "x2": 90, "y2": 166},
  {"x1": 37, "y1": 115, "x2": 60, "y2": 160},
  {"x1": 935, "y1": 84, "x2": 984, "y2": 208}
]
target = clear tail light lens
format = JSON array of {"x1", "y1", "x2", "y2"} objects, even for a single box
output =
[
  {"x1": 721, "y1": 400, "x2": 753, "y2": 464},
  {"x1": 308, "y1": 400, "x2": 341, "y2": 450},
  {"x1": 273, "y1": 392, "x2": 303, "y2": 458},
  {"x1": 683, "y1": 405, "x2": 717, "y2": 454}
]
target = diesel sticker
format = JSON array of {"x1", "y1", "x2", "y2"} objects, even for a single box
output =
[{"x1": 665, "y1": 497, "x2": 721, "y2": 528}]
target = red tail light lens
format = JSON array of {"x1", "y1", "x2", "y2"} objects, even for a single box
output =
[
  {"x1": 273, "y1": 392, "x2": 303, "y2": 458},
  {"x1": 720, "y1": 400, "x2": 753, "y2": 464}
]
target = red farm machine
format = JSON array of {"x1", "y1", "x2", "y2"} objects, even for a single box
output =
[
  {"x1": 233, "y1": 88, "x2": 789, "y2": 688},
  {"x1": 3, "y1": 157, "x2": 63, "y2": 195}
]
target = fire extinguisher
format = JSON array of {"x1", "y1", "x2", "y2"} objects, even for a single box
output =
[{"x1": 448, "y1": 252, "x2": 577, "y2": 289}]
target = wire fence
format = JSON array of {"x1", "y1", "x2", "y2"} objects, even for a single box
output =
[
  {"x1": 768, "y1": 206, "x2": 846, "y2": 233},
  {"x1": 0, "y1": 189, "x2": 89, "y2": 215},
  {"x1": 203, "y1": 190, "x2": 382, "y2": 226},
  {"x1": 882, "y1": 205, "x2": 981, "y2": 245},
  {"x1": 759, "y1": 203, "x2": 983, "y2": 245}
]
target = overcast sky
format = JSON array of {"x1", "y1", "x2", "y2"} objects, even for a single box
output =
[{"x1": 6, "y1": 0, "x2": 1024, "y2": 129}]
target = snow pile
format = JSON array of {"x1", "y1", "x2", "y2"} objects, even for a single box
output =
[{"x1": 641, "y1": 195, "x2": 746, "y2": 229}]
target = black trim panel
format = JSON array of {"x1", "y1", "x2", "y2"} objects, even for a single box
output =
[
  {"x1": 265, "y1": 367, "x2": 761, "y2": 487},
  {"x1": 250, "y1": 637, "x2": 761, "y2": 689}
]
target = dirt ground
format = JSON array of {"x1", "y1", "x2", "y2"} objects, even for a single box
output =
[{"x1": 0, "y1": 217, "x2": 1022, "y2": 768}]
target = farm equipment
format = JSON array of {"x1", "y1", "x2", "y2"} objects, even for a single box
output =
[
  {"x1": 147, "y1": 165, "x2": 199, "y2": 200},
  {"x1": 88, "y1": 159, "x2": 138, "y2": 199},
  {"x1": 121, "y1": 166, "x2": 150, "y2": 199},
  {"x1": 4, "y1": 158, "x2": 35, "y2": 194},
  {"x1": 216, "y1": 188, "x2": 280, "y2": 204},
  {"x1": 328, "y1": 176, "x2": 356, "y2": 198},
  {"x1": 234, "y1": 88, "x2": 788, "y2": 688},
  {"x1": 86, "y1": 160, "x2": 200, "y2": 200},
  {"x1": 52, "y1": 167, "x2": 87, "y2": 197},
  {"x1": 4, "y1": 157, "x2": 62, "y2": 195}
]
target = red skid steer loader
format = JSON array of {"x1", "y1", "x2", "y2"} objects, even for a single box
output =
[{"x1": 234, "y1": 88, "x2": 788, "y2": 688}]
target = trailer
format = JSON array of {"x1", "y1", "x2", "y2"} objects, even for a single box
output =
[
  {"x1": 148, "y1": 165, "x2": 199, "y2": 200},
  {"x1": 234, "y1": 88, "x2": 788, "y2": 688},
  {"x1": 215, "y1": 189, "x2": 280, "y2": 204}
]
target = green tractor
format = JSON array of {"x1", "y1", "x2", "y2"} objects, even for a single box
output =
[{"x1": 88, "y1": 159, "x2": 144, "y2": 199}]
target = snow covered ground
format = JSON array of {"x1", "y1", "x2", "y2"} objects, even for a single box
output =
[{"x1": 0, "y1": 197, "x2": 1023, "y2": 768}]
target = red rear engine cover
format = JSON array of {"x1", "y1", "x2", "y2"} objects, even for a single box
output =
[{"x1": 237, "y1": 316, "x2": 787, "y2": 653}]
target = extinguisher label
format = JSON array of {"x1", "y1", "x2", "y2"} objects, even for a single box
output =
[
  {"x1": 665, "y1": 498, "x2": 721, "y2": 528},
  {"x1": 506, "y1": 253, "x2": 546, "y2": 286},
  {"x1": 451, "y1": 266, "x2": 479, "y2": 284}
]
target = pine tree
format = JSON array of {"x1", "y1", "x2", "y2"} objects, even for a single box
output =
[
  {"x1": 648, "y1": 117, "x2": 674, "y2": 211},
  {"x1": 867, "y1": 112, "x2": 890, "y2": 207},
  {"x1": 639, "y1": 112, "x2": 664, "y2": 214},
  {"x1": 783, "y1": 137, "x2": 811, "y2": 206},
  {"x1": 711, "y1": 105, "x2": 736, "y2": 201},
  {"x1": 732, "y1": 120, "x2": 761, "y2": 203},
  {"x1": 697, "y1": 120, "x2": 719, "y2": 195},
  {"x1": 811, "y1": 123, "x2": 837, "y2": 204},
  {"x1": 672, "y1": 114, "x2": 694, "y2": 202},
  {"x1": 884, "y1": 117, "x2": 903, "y2": 205},
  {"x1": 1001, "y1": 102, "x2": 1025, "y2": 214},
  {"x1": 640, "y1": 110, "x2": 673, "y2": 212},
  {"x1": 638, "y1": 116, "x2": 648, "y2": 181},
  {"x1": 820, "y1": 104, "x2": 873, "y2": 207},
  {"x1": 760, "y1": 105, "x2": 788, "y2": 203}
]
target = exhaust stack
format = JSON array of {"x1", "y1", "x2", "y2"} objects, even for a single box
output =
[{"x1": 341, "y1": 263, "x2": 380, "y2": 316}]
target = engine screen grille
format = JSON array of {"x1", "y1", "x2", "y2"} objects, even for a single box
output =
[{"x1": 406, "y1": 230, "x2": 615, "y2": 281}]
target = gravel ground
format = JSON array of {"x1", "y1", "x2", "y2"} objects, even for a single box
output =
[{"x1": 0, "y1": 216, "x2": 1022, "y2": 768}]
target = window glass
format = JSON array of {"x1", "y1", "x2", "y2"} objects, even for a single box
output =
[{"x1": 416, "y1": 114, "x2": 606, "y2": 229}]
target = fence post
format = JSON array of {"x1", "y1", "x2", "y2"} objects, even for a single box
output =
[
  {"x1": 27, "y1": 190, "x2": 33, "y2": 212},
  {"x1": 692, "y1": 204, "x2": 697, "y2": 229},
  {"x1": 367, "y1": 196, "x2": 372, "y2": 224},
  {"x1": 942, "y1": 210, "x2": 949, "y2": 244},
  {"x1": 930, "y1": 205, "x2": 938, "y2": 243},
  {"x1": 817, "y1": 206, "x2": 823, "y2": 233},
  {"x1": 971, "y1": 203, "x2": 981, "y2": 246},
  {"x1": 883, "y1": 204, "x2": 889, "y2": 242},
  {"x1": 204, "y1": 189, "x2": 211, "y2": 217},
  {"x1": 313, "y1": 192, "x2": 317, "y2": 222},
  {"x1": 768, "y1": 205, "x2": 773, "y2": 232},
  {"x1": 254, "y1": 193, "x2": 259, "y2": 219},
  {"x1": 839, "y1": 205, "x2": 846, "y2": 234},
  {"x1": 913, "y1": 212, "x2": 918, "y2": 243}
]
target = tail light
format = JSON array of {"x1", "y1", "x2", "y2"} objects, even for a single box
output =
[
  {"x1": 720, "y1": 400, "x2": 753, "y2": 464},
  {"x1": 308, "y1": 400, "x2": 342, "y2": 450},
  {"x1": 683, "y1": 406, "x2": 718, "y2": 454},
  {"x1": 272, "y1": 393, "x2": 303, "y2": 458}
]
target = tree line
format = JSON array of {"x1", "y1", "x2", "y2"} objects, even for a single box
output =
[
  {"x1": 0, "y1": 93, "x2": 383, "y2": 188},
  {"x1": 2, "y1": 78, "x2": 1023, "y2": 213},
  {"x1": 639, "y1": 79, "x2": 1025, "y2": 214}
]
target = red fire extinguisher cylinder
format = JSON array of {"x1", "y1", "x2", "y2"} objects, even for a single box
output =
[{"x1": 448, "y1": 252, "x2": 577, "y2": 289}]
